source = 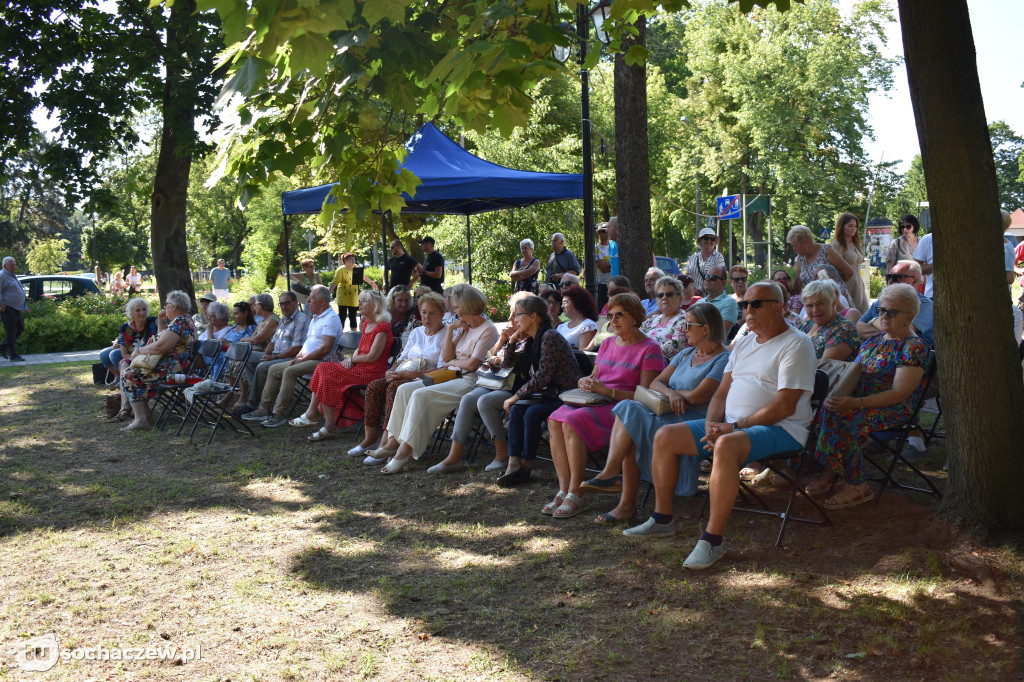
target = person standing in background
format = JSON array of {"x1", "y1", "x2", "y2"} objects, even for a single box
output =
[
  {"x1": 210, "y1": 259, "x2": 232, "y2": 301},
  {"x1": 416, "y1": 236, "x2": 445, "y2": 293},
  {"x1": 0, "y1": 256, "x2": 27, "y2": 362},
  {"x1": 385, "y1": 240, "x2": 419, "y2": 290},
  {"x1": 885, "y1": 214, "x2": 921, "y2": 273},
  {"x1": 685, "y1": 228, "x2": 726, "y2": 296},
  {"x1": 330, "y1": 253, "x2": 361, "y2": 331},
  {"x1": 831, "y1": 213, "x2": 870, "y2": 313},
  {"x1": 126, "y1": 265, "x2": 144, "y2": 295},
  {"x1": 606, "y1": 216, "x2": 620, "y2": 277},
  {"x1": 595, "y1": 224, "x2": 612, "y2": 311}
]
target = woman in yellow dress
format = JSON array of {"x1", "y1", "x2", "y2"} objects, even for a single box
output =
[{"x1": 330, "y1": 252, "x2": 361, "y2": 331}]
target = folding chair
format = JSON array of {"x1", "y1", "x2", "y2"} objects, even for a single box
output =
[
  {"x1": 179, "y1": 342, "x2": 257, "y2": 445},
  {"x1": 286, "y1": 331, "x2": 365, "y2": 417},
  {"x1": 708, "y1": 369, "x2": 833, "y2": 547},
  {"x1": 863, "y1": 351, "x2": 942, "y2": 500},
  {"x1": 151, "y1": 340, "x2": 220, "y2": 431}
]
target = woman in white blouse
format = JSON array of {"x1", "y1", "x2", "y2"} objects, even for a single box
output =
[{"x1": 556, "y1": 285, "x2": 599, "y2": 349}]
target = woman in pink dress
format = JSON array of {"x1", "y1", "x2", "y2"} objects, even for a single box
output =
[
  {"x1": 544, "y1": 293, "x2": 665, "y2": 519},
  {"x1": 293, "y1": 290, "x2": 394, "y2": 441}
]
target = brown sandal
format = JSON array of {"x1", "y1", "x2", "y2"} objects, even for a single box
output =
[
  {"x1": 823, "y1": 484, "x2": 873, "y2": 509},
  {"x1": 804, "y1": 474, "x2": 835, "y2": 497}
]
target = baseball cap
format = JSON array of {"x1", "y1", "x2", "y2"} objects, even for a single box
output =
[
  {"x1": 418, "y1": 236, "x2": 435, "y2": 245},
  {"x1": 199, "y1": 292, "x2": 217, "y2": 303}
]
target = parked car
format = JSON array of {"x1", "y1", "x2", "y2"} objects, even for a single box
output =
[
  {"x1": 654, "y1": 255, "x2": 682, "y2": 275},
  {"x1": 17, "y1": 275, "x2": 103, "y2": 302}
]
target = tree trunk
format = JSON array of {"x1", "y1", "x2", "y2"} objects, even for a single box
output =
[
  {"x1": 614, "y1": 16, "x2": 653, "y2": 291},
  {"x1": 899, "y1": 0, "x2": 1024, "y2": 532},
  {"x1": 150, "y1": 0, "x2": 199, "y2": 311}
]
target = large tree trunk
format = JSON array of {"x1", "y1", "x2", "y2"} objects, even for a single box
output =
[
  {"x1": 614, "y1": 16, "x2": 653, "y2": 291},
  {"x1": 899, "y1": 0, "x2": 1024, "y2": 532},
  {"x1": 150, "y1": 0, "x2": 198, "y2": 311}
]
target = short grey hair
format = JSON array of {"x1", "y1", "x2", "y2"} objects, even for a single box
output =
[
  {"x1": 255, "y1": 292, "x2": 275, "y2": 314},
  {"x1": 309, "y1": 284, "x2": 330, "y2": 303},
  {"x1": 879, "y1": 283, "x2": 920, "y2": 318},
  {"x1": 786, "y1": 225, "x2": 815, "y2": 245},
  {"x1": 561, "y1": 273, "x2": 580, "y2": 287},
  {"x1": 654, "y1": 275, "x2": 683, "y2": 296},
  {"x1": 2, "y1": 256, "x2": 14, "y2": 267},
  {"x1": 358, "y1": 289, "x2": 391, "y2": 323},
  {"x1": 125, "y1": 297, "x2": 150, "y2": 318},
  {"x1": 645, "y1": 267, "x2": 666, "y2": 280},
  {"x1": 895, "y1": 259, "x2": 922, "y2": 279},
  {"x1": 207, "y1": 301, "x2": 230, "y2": 324},
  {"x1": 520, "y1": 239, "x2": 534, "y2": 250},
  {"x1": 164, "y1": 290, "x2": 191, "y2": 315},
  {"x1": 551, "y1": 232, "x2": 566, "y2": 243},
  {"x1": 750, "y1": 280, "x2": 786, "y2": 303},
  {"x1": 801, "y1": 277, "x2": 839, "y2": 306},
  {"x1": 685, "y1": 302, "x2": 726, "y2": 344}
]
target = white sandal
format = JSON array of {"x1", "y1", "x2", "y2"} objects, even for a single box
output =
[
  {"x1": 289, "y1": 414, "x2": 317, "y2": 427},
  {"x1": 308, "y1": 426, "x2": 337, "y2": 442}
]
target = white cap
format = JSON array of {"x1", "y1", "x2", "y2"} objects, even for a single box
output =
[{"x1": 697, "y1": 227, "x2": 718, "y2": 240}]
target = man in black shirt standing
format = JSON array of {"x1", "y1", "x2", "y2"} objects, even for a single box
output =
[
  {"x1": 386, "y1": 240, "x2": 419, "y2": 290},
  {"x1": 417, "y1": 236, "x2": 445, "y2": 293}
]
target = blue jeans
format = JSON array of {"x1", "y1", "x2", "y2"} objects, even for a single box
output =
[
  {"x1": 100, "y1": 346, "x2": 123, "y2": 368},
  {"x1": 508, "y1": 399, "x2": 561, "y2": 461}
]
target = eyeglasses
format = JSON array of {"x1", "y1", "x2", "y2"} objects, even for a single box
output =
[
  {"x1": 655, "y1": 291, "x2": 679, "y2": 299},
  {"x1": 609, "y1": 311, "x2": 629, "y2": 320},
  {"x1": 899, "y1": 224, "x2": 914, "y2": 229},
  {"x1": 699, "y1": 237, "x2": 716, "y2": 242},
  {"x1": 884, "y1": 273, "x2": 913, "y2": 283},
  {"x1": 738, "y1": 299, "x2": 780, "y2": 310},
  {"x1": 730, "y1": 277, "x2": 747, "y2": 283},
  {"x1": 514, "y1": 311, "x2": 529, "y2": 318},
  {"x1": 876, "y1": 306, "x2": 905, "y2": 319},
  {"x1": 704, "y1": 275, "x2": 723, "y2": 282}
]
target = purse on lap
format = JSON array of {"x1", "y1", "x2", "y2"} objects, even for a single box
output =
[
  {"x1": 395, "y1": 357, "x2": 428, "y2": 373},
  {"x1": 816, "y1": 358, "x2": 862, "y2": 397},
  {"x1": 634, "y1": 385, "x2": 672, "y2": 416},
  {"x1": 129, "y1": 353, "x2": 161, "y2": 372},
  {"x1": 558, "y1": 388, "x2": 611, "y2": 407},
  {"x1": 475, "y1": 367, "x2": 516, "y2": 391}
]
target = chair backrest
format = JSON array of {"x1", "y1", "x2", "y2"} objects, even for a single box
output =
[
  {"x1": 339, "y1": 331, "x2": 362, "y2": 351},
  {"x1": 573, "y1": 350, "x2": 596, "y2": 376},
  {"x1": 810, "y1": 369, "x2": 829, "y2": 408},
  {"x1": 387, "y1": 337, "x2": 403, "y2": 366},
  {"x1": 921, "y1": 350, "x2": 939, "y2": 400},
  {"x1": 196, "y1": 339, "x2": 224, "y2": 378},
  {"x1": 224, "y1": 341, "x2": 251, "y2": 363}
]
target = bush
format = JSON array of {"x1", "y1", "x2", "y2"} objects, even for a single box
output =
[
  {"x1": 18, "y1": 293, "x2": 160, "y2": 354},
  {"x1": 869, "y1": 268, "x2": 885, "y2": 299}
]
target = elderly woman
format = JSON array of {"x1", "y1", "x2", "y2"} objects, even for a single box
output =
[
  {"x1": 510, "y1": 238, "x2": 541, "y2": 293},
  {"x1": 104, "y1": 298, "x2": 160, "y2": 421},
  {"x1": 293, "y1": 289, "x2": 394, "y2": 440},
  {"x1": 109, "y1": 270, "x2": 127, "y2": 295},
  {"x1": 640, "y1": 276, "x2": 688, "y2": 360},
  {"x1": 831, "y1": 213, "x2": 870, "y2": 313},
  {"x1": 210, "y1": 301, "x2": 257, "y2": 380},
  {"x1": 119, "y1": 290, "x2": 197, "y2": 432},
  {"x1": 387, "y1": 285, "x2": 417, "y2": 338},
  {"x1": 804, "y1": 283, "x2": 929, "y2": 509},
  {"x1": 584, "y1": 303, "x2": 730, "y2": 522},
  {"x1": 374, "y1": 283, "x2": 499, "y2": 474},
  {"x1": 428, "y1": 292, "x2": 534, "y2": 474},
  {"x1": 544, "y1": 293, "x2": 665, "y2": 518},
  {"x1": 557, "y1": 286, "x2": 599, "y2": 349},
  {"x1": 495, "y1": 294, "x2": 584, "y2": 486},
  {"x1": 330, "y1": 252, "x2": 361, "y2": 331},
  {"x1": 352, "y1": 292, "x2": 447, "y2": 460},
  {"x1": 200, "y1": 302, "x2": 230, "y2": 342},
  {"x1": 798, "y1": 276, "x2": 860, "y2": 361},
  {"x1": 786, "y1": 224, "x2": 853, "y2": 302}
]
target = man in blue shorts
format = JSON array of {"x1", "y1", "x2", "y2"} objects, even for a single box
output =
[{"x1": 623, "y1": 281, "x2": 817, "y2": 570}]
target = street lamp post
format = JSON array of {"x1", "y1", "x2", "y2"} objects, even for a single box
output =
[{"x1": 680, "y1": 116, "x2": 701, "y2": 235}]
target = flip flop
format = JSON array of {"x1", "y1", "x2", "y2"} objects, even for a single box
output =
[
  {"x1": 593, "y1": 511, "x2": 636, "y2": 525},
  {"x1": 308, "y1": 426, "x2": 337, "y2": 442}
]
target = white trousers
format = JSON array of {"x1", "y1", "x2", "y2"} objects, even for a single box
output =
[{"x1": 386, "y1": 377, "x2": 478, "y2": 458}]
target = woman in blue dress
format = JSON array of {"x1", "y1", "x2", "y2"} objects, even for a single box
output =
[{"x1": 581, "y1": 303, "x2": 731, "y2": 523}]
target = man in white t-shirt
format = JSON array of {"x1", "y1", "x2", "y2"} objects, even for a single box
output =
[
  {"x1": 913, "y1": 232, "x2": 934, "y2": 298},
  {"x1": 623, "y1": 281, "x2": 817, "y2": 571}
]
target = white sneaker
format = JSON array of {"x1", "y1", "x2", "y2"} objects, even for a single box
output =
[
  {"x1": 683, "y1": 539, "x2": 726, "y2": 570},
  {"x1": 347, "y1": 444, "x2": 369, "y2": 457}
]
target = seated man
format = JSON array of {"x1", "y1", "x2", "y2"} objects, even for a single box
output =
[
  {"x1": 623, "y1": 281, "x2": 817, "y2": 572},
  {"x1": 243, "y1": 285, "x2": 340, "y2": 427},
  {"x1": 698, "y1": 266, "x2": 739, "y2": 338},
  {"x1": 558, "y1": 273, "x2": 581, "y2": 291},
  {"x1": 856, "y1": 259, "x2": 933, "y2": 347},
  {"x1": 232, "y1": 290, "x2": 310, "y2": 416},
  {"x1": 641, "y1": 267, "x2": 665, "y2": 315}
]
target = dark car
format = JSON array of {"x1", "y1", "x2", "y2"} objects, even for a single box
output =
[{"x1": 17, "y1": 275, "x2": 103, "y2": 302}]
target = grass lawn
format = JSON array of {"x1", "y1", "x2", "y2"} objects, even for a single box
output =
[{"x1": 0, "y1": 363, "x2": 1019, "y2": 680}]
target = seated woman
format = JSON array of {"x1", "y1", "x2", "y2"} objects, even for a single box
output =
[
  {"x1": 557, "y1": 286, "x2": 599, "y2": 349},
  {"x1": 798, "y1": 277, "x2": 860, "y2": 361},
  {"x1": 583, "y1": 303, "x2": 730, "y2": 522},
  {"x1": 199, "y1": 302, "x2": 230, "y2": 342},
  {"x1": 640, "y1": 276, "x2": 688, "y2": 361},
  {"x1": 104, "y1": 297, "x2": 160, "y2": 422},
  {"x1": 428, "y1": 292, "x2": 534, "y2": 474},
  {"x1": 119, "y1": 290, "x2": 198, "y2": 432},
  {"x1": 496, "y1": 294, "x2": 584, "y2": 486},
  {"x1": 375, "y1": 283, "x2": 499, "y2": 474},
  {"x1": 544, "y1": 293, "x2": 666, "y2": 518},
  {"x1": 352, "y1": 292, "x2": 446, "y2": 461},
  {"x1": 804, "y1": 283, "x2": 929, "y2": 509},
  {"x1": 540, "y1": 289, "x2": 563, "y2": 324},
  {"x1": 387, "y1": 285, "x2": 418, "y2": 338},
  {"x1": 293, "y1": 289, "x2": 393, "y2": 440},
  {"x1": 679, "y1": 274, "x2": 702, "y2": 312},
  {"x1": 210, "y1": 301, "x2": 256, "y2": 380},
  {"x1": 233, "y1": 293, "x2": 280, "y2": 400}
]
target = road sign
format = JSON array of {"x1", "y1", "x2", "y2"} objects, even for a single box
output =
[{"x1": 716, "y1": 194, "x2": 741, "y2": 220}]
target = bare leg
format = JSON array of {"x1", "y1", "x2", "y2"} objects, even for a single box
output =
[
  {"x1": 548, "y1": 420, "x2": 570, "y2": 493},
  {"x1": 379, "y1": 433, "x2": 400, "y2": 451},
  {"x1": 391, "y1": 441, "x2": 414, "y2": 463},
  {"x1": 358, "y1": 425, "x2": 380, "y2": 449},
  {"x1": 304, "y1": 393, "x2": 320, "y2": 420},
  {"x1": 440, "y1": 440, "x2": 465, "y2": 467},
  {"x1": 321, "y1": 404, "x2": 337, "y2": 433},
  {"x1": 600, "y1": 445, "x2": 640, "y2": 520},
  {"x1": 650, "y1": 423, "x2": 699, "y2": 516},
  {"x1": 563, "y1": 425, "x2": 589, "y2": 496},
  {"x1": 122, "y1": 400, "x2": 150, "y2": 431},
  {"x1": 705, "y1": 432, "x2": 751, "y2": 535},
  {"x1": 593, "y1": 417, "x2": 632, "y2": 480}
]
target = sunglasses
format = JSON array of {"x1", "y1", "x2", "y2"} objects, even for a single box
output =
[
  {"x1": 655, "y1": 291, "x2": 679, "y2": 299},
  {"x1": 773, "y1": 275, "x2": 791, "y2": 282},
  {"x1": 683, "y1": 321, "x2": 705, "y2": 330},
  {"x1": 731, "y1": 277, "x2": 747, "y2": 283},
  {"x1": 738, "y1": 299, "x2": 780, "y2": 311},
  {"x1": 900, "y1": 224, "x2": 914, "y2": 229},
  {"x1": 704, "y1": 275, "x2": 723, "y2": 282},
  {"x1": 559, "y1": 282, "x2": 574, "y2": 289},
  {"x1": 885, "y1": 273, "x2": 913, "y2": 283},
  {"x1": 876, "y1": 306, "x2": 905, "y2": 319}
]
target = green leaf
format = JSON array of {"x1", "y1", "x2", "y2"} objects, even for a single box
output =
[
  {"x1": 216, "y1": 56, "x2": 270, "y2": 107},
  {"x1": 288, "y1": 31, "x2": 334, "y2": 77},
  {"x1": 624, "y1": 44, "x2": 649, "y2": 67},
  {"x1": 361, "y1": 0, "x2": 408, "y2": 27}
]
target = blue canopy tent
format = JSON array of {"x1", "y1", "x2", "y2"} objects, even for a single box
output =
[{"x1": 280, "y1": 122, "x2": 583, "y2": 286}]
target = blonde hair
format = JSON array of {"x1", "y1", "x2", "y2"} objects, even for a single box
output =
[
  {"x1": 786, "y1": 225, "x2": 815, "y2": 245},
  {"x1": 447, "y1": 283, "x2": 487, "y2": 316}
]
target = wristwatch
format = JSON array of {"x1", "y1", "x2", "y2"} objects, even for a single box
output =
[{"x1": 731, "y1": 421, "x2": 741, "y2": 430}]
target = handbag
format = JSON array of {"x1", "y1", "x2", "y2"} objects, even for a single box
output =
[
  {"x1": 129, "y1": 352, "x2": 161, "y2": 372},
  {"x1": 476, "y1": 367, "x2": 516, "y2": 391},
  {"x1": 816, "y1": 358, "x2": 862, "y2": 398},
  {"x1": 395, "y1": 357, "x2": 428, "y2": 372},
  {"x1": 634, "y1": 385, "x2": 672, "y2": 416},
  {"x1": 558, "y1": 388, "x2": 611, "y2": 407}
]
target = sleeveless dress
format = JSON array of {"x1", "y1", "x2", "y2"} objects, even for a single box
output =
[
  {"x1": 833, "y1": 241, "x2": 869, "y2": 312},
  {"x1": 309, "y1": 320, "x2": 394, "y2": 427},
  {"x1": 797, "y1": 243, "x2": 851, "y2": 302}
]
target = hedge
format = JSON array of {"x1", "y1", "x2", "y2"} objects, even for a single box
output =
[{"x1": 16, "y1": 294, "x2": 160, "y2": 354}]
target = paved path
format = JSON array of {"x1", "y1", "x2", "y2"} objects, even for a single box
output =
[{"x1": 8, "y1": 349, "x2": 103, "y2": 366}]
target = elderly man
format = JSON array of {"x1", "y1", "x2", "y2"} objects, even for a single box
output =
[
  {"x1": 698, "y1": 266, "x2": 739, "y2": 337},
  {"x1": 243, "y1": 285, "x2": 340, "y2": 428},
  {"x1": 545, "y1": 232, "x2": 582, "y2": 285},
  {"x1": 192, "y1": 292, "x2": 217, "y2": 335},
  {"x1": 641, "y1": 267, "x2": 666, "y2": 315},
  {"x1": 624, "y1": 281, "x2": 817, "y2": 572},
  {"x1": 0, "y1": 256, "x2": 27, "y2": 362},
  {"x1": 386, "y1": 240, "x2": 419, "y2": 289},
  {"x1": 856, "y1": 260, "x2": 933, "y2": 347},
  {"x1": 686, "y1": 227, "x2": 727, "y2": 295},
  {"x1": 233, "y1": 291, "x2": 310, "y2": 417},
  {"x1": 210, "y1": 259, "x2": 232, "y2": 301}
]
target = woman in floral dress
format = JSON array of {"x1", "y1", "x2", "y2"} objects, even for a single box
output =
[{"x1": 797, "y1": 278, "x2": 860, "y2": 361}]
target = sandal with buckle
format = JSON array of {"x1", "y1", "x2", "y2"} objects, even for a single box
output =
[
  {"x1": 307, "y1": 426, "x2": 337, "y2": 442},
  {"x1": 552, "y1": 492, "x2": 589, "y2": 519},
  {"x1": 542, "y1": 491, "x2": 566, "y2": 516},
  {"x1": 289, "y1": 413, "x2": 318, "y2": 427}
]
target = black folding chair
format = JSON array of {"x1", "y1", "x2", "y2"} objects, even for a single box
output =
[
  {"x1": 151, "y1": 340, "x2": 220, "y2": 431},
  {"x1": 863, "y1": 351, "x2": 942, "y2": 500},
  {"x1": 708, "y1": 369, "x2": 833, "y2": 547},
  {"x1": 179, "y1": 342, "x2": 257, "y2": 445}
]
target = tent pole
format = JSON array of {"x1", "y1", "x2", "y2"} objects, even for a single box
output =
[
  {"x1": 284, "y1": 216, "x2": 291, "y2": 293},
  {"x1": 466, "y1": 215, "x2": 472, "y2": 285}
]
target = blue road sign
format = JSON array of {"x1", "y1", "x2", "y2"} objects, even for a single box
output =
[{"x1": 716, "y1": 194, "x2": 741, "y2": 220}]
